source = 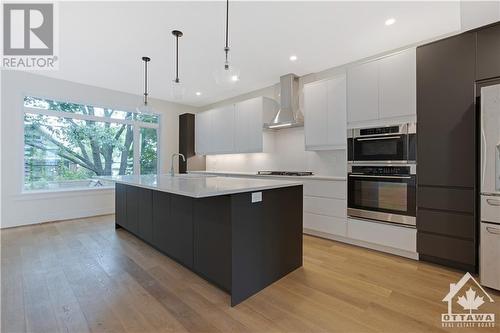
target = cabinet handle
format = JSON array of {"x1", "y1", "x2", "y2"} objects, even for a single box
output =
[
  {"x1": 486, "y1": 226, "x2": 500, "y2": 235},
  {"x1": 486, "y1": 199, "x2": 500, "y2": 206}
]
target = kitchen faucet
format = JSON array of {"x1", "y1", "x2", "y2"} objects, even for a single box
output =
[{"x1": 170, "y1": 153, "x2": 186, "y2": 176}]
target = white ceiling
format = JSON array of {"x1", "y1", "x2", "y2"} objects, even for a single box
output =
[{"x1": 39, "y1": 1, "x2": 462, "y2": 107}]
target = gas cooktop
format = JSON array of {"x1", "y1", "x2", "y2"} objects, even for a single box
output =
[{"x1": 257, "y1": 171, "x2": 314, "y2": 176}]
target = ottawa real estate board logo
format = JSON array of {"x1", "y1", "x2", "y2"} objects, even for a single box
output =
[
  {"x1": 2, "y1": 2, "x2": 58, "y2": 69},
  {"x1": 442, "y1": 272, "x2": 495, "y2": 328}
]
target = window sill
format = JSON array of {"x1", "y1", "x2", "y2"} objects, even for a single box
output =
[{"x1": 14, "y1": 186, "x2": 115, "y2": 201}]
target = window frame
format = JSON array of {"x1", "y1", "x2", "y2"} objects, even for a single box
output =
[{"x1": 22, "y1": 96, "x2": 161, "y2": 194}]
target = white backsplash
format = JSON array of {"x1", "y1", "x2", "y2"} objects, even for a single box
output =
[{"x1": 206, "y1": 127, "x2": 347, "y2": 177}]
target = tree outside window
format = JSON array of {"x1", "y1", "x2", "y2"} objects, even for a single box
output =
[{"x1": 23, "y1": 96, "x2": 160, "y2": 191}]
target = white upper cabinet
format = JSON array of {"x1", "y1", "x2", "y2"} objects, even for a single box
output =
[
  {"x1": 195, "y1": 97, "x2": 269, "y2": 155},
  {"x1": 195, "y1": 110, "x2": 211, "y2": 155},
  {"x1": 347, "y1": 48, "x2": 416, "y2": 125},
  {"x1": 347, "y1": 60, "x2": 379, "y2": 123},
  {"x1": 304, "y1": 74, "x2": 347, "y2": 150},
  {"x1": 327, "y1": 75, "x2": 347, "y2": 148},
  {"x1": 379, "y1": 48, "x2": 416, "y2": 119},
  {"x1": 234, "y1": 97, "x2": 263, "y2": 153},
  {"x1": 304, "y1": 81, "x2": 329, "y2": 148},
  {"x1": 210, "y1": 105, "x2": 235, "y2": 153}
]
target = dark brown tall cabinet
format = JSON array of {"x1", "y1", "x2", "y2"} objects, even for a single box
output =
[
  {"x1": 416, "y1": 21, "x2": 500, "y2": 272},
  {"x1": 476, "y1": 24, "x2": 500, "y2": 81},
  {"x1": 179, "y1": 113, "x2": 205, "y2": 173}
]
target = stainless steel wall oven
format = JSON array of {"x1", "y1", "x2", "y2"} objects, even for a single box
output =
[{"x1": 347, "y1": 165, "x2": 416, "y2": 226}]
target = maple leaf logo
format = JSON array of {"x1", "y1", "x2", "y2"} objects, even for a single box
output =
[{"x1": 457, "y1": 287, "x2": 485, "y2": 314}]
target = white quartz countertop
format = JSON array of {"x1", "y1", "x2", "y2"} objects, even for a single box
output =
[
  {"x1": 99, "y1": 174, "x2": 302, "y2": 198},
  {"x1": 189, "y1": 170, "x2": 347, "y2": 181}
]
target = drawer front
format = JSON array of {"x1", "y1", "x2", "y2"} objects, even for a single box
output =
[
  {"x1": 481, "y1": 195, "x2": 500, "y2": 224},
  {"x1": 303, "y1": 180, "x2": 346, "y2": 199},
  {"x1": 417, "y1": 232, "x2": 475, "y2": 265},
  {"x1": 304, "y1": 196, "x2": 346, "y2": 218},
  {"x1": 304, "y1": 213, "x2": 347, "y2": 237},
  {"x1": 347, "y1": 218, "x2": 416, "y2": 252},
  {"x1": 417, "y1": 208, "x2": 475, "y2": 239},
  {"x1": 480, "y1": 222, "x2": 500, "y2": 290},
  {"x1": 418, "y1": 186, "x2": 474, "y2": 213}
]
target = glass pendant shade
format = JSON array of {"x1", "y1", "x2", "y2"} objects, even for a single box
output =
[
  {"x1": 136, "y1": 102, "x2": 155, "y2": 114},
  {"x1": 171, "y1": 80, "x2": 185, "y2": 100},
  {"x1": 214, "y1": 63, "x2": 240, "y2": 86}
]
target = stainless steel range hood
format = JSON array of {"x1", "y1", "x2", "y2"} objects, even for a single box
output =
[{"x1": 264, "y1": 73, "x2": 303, "y2": 129}]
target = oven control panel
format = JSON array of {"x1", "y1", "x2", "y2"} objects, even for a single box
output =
[
  {"x1": 351, "y1": 166, "x2": 411, "y2": 175},
  {"x1": 359, "y1": 126, "x2": 400, "y2": 136}
]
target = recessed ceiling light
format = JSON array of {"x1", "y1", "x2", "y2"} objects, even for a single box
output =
[
  {"x1": 385, "y1": 18, "x2": 396, "y2": 26},
  {"x1": 195, "y1": 91, "x2": 202, "y2": 96},
  {"x1": 231, "y1": 75, "x2": 239, "y2": 82},
  {"x1": 289, "y1": 55, "x2": 298, "y2": 62}
]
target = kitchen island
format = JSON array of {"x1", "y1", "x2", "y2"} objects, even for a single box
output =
[{"x1": 102, "y1": 174, "x2": 303, "y2": 306}]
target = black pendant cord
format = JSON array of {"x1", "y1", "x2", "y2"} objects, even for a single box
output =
[
  {"x1": 175, "y1": 34, "x2": 179, "y2": 83},
  {"x1": 224, "y1": 0, "x2": 229, "y2": 69},
  {"x1": 142, "y1": 56, "x2": 150, "y2": 106},
  {"x1": 172, "y1": 30, "x2": 183, "y2": 83}
]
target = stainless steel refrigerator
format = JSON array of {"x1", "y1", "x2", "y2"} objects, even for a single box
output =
[{"x1": 480, "y1": 83, "x2": 500, "y2": 291}]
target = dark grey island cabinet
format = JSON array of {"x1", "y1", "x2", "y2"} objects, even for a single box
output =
[{"x1": 114, "y1": 181, "x2": 303, "y2": 306}]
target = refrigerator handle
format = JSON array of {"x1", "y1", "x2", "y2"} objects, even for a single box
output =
[
  {"x1": 481, "y1": 105, "x2": 487, "y2": 189},
  {"x1": 486, "y1": 198, "x2": 500, "y2": 206},
  {"x1": 486, "y1": 226, "x2": 500, "y2": 235}
]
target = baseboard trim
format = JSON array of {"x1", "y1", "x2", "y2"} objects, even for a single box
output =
[
  {"x1": 303, "y1": 228, "x2": 419, "y2": 260},
  {"x1": 419, "y1": 254, "x2": 477, "y2": 273},
  {"x1": 1, "y1": 207, "x2": 114, "y2": 229}
]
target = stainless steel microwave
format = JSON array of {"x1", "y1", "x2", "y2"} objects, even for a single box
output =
[{"x1": 348, "y1": 123, "x2": 416, "y2": 164}]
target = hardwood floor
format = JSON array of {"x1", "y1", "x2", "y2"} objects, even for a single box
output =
[{"x1": 1, "y1": 215, "x2": 499, "y2": 333}]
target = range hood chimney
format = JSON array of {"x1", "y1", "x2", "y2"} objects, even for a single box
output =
[{"x1": 265, "y1": 73, "x2": 303, "y2": 129}]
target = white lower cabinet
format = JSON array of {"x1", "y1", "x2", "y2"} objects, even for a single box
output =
[
  {"x1": 304, "y1": 196, "x2": 346, "y2": 217},
  {"x1": 347, "y1": 218, "x2": 417, "y2": 253},
  {"x1": 302, "y1": 179, "x2": 347, "y2": 237},
  {"x1": 304, "y1": 212, "x2": 347, "y2": 237},
  {"x1": 303, "y1": 179, "x2": 346, "y2": 199}
]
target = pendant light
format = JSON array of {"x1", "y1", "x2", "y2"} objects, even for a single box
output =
[
  {"x1": 171, "y1": 30, "x2": 185, "y2": 100},
  {"x1": 136, "y1": 56, "x2": 154, "y2": 113},
  {"x1": 214, "y1": 0, "x2": 240, "y2": 85}
]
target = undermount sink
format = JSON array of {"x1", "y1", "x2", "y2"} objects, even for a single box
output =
[{"x1": 170, "y1": 173, "x2": 215, "y2": 179}]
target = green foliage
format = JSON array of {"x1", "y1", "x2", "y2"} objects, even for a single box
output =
[
  {"x1": 24, "y1": 97, "x2": 158, "y2": 189},
  {"x1": 140, "y1": 128, "x2": 158, "y2": 174}
]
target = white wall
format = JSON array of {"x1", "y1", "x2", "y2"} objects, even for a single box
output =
[
  {"x1": 206, "y1": 127, "x2": 346, "y2": 177},
  {"x1": 460, "y1": 1, "x2": 500, "y2": 31},
  {"x1": 0, "y1": 71, "x2": 197, "y2": 228}
]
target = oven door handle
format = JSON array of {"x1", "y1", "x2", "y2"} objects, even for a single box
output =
[
  {"x1": 348, "y1": 174, "x2": 412, "y2": 179},
  {"x1": 356, "y1": 136, "x2": 401, "y2": 141}
]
